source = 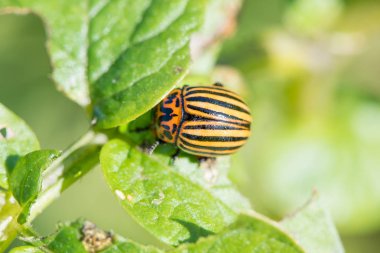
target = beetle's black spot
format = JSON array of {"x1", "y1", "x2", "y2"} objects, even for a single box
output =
[
  {"x1": 175, "y1": 98, "x2": 180, "y2": 107},
  {"x1": 172, "y1": 124, "x2": 178, "y2": 134},
  {"x1": 183, "y1": 112, "x2": 192, "y2": 121},
  {"x1": 159, "y1": 104, "x2": 174, "y2": 123},
  {"x1": 164, "y1": 130, "x2": 173, "y2": 140},
  {"x1": 164, "y1": 92, "x2": 178, "y2": 104},
  {"x1": 171, "y1": 114, "x2": 178, "y2": 117},
  {"x1": 162, "y1": 124, "x2": 170, "y2": 130},
  {"x1": 168, "y1": 92, "x2": 178, "y2": 99}
]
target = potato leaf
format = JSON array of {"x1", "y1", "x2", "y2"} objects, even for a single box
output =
[
  {"x1": 9, "y1": 149, "x2": 60, "y2": 224},
  {"x1": 9, "y1": 246, "x2": 43, "y2": 253},
  {"x1": 170, "y1": 213, "x2": 305, "y2": 253},
  {"x1": 100, "y1": 139, "x2": 237, "y2": 245},
  {"x1": 120, "y1": 111, "x2": 251, "y2": 213},
  {"x1": 0, "y1": 103, "x2": 39, "y2": 189},
  {"x1": 13, "y1": 216, "x2": 305, "y2": 253},
  {"x1": 14, "y1": 219, "x2": 162, "y2": 253},
  {"x1": 0, "y1": 0, "x2": 208, "y2": 128}
]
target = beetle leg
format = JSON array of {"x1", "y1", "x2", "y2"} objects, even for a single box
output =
[
  {"x1": 169, "y1": 148, "x2": 181, "y2": 165},
  {"x1": 141, "y1": 139, "x2": 164, "y2": 155},
  {"x1": 198, "y1": 157, "x2": 217, "y2": 168},
  {"x1": 213, "y1": 82, "x2": 224, "y2": 87}
]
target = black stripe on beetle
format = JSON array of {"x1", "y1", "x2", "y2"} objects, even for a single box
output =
[
  {"x1": 181, "y1": 133, "x2": 248, "y2": 142},
  {"x1": 185, "y1": 89, "x2": 246, "y2": 104},
  {"x1": 186, "y1": 105, "x2": 249, "y2": 123},
  {"x1": 185, "y1": 96, "x2": 250, "y2": 114}
]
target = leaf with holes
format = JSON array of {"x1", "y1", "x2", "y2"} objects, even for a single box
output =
[
  {"x1": 0, "y1": 103, "x2": 40, "y2": 189},
  {"x1": 0, "y1": 0, "x2": 208, "y2": 128}
]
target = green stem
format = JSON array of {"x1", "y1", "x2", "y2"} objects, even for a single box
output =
[{"x1": 29, "y1": 129, "x2": 107, "y2": 222}]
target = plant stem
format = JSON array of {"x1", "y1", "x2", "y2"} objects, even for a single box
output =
[{"x1": 29, "y1": 129, "x2": 107, "y2": 222}]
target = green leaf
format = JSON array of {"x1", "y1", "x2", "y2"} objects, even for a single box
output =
[
  {"x1": 14, "y1": 215, "x2": 305, "y2": 253},
  {"x1": 44, "y1": 220, "x2": 89, "y2": 253},
  {"x1": 100, "y1": 139, "x2": 237, "y2": 245},
  {"x1": 120, "y1": 111, "x2": 251, "y2": 213},
  {"x1": 0, "y1": 191, "x2": 21, "y2": 252},
  {"x1": 0, "y1": 103, "x2": 39, "y2": 189},
  {"x1": 9, "y1": 246, "x2": 43, "y2": 253},
  {"x1": 92, "y1": 0, "x2": 207, "y2": 128},
  {"x1": 170, "y1": 213, "x2": 305, "y2": 253},
  {"x1": 1, "y1": 132, "x2": 103, "y2": 250},
  {"x1": 99, "y1": 238, "x2": 163, "y2": 253},
  {"x1": 28, "y1": 132, "x2": 104, "y2": 223},
  {"x1": 281, "y1": 193, "x2": 345, "y2": 253},
  {"x1": 9, "y1": 150, "x2": 60, "y2": 224},
  {"x1": 9, "y1": 150, "x2": 60, "y2": 207},
  {"x1": 0, "y1": 0, "x2": 208, "y2": 128},
  {"x1": 173, "y1": 156, "x2": 251, "y2": 214}
]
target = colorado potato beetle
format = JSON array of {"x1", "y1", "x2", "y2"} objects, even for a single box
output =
[{"x1": 155, "y1": 83, "x2": 251, "y2": 157}]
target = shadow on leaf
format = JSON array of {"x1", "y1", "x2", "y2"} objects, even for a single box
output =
[{"x1": 172, "y1": 218, "x2": 215, "y2": 244}]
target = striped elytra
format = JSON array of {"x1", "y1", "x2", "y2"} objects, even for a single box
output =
[{"x1": 155, "y1": 84, "x2": 251, "y2": 157}]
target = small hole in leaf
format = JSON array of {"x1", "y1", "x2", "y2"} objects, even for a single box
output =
[
  {"x1": 0, "y1": 126, "x2": 14, "y2": 140},
  {"x1": 0, "y1": 127, "x2": 7, "y2": 139}
]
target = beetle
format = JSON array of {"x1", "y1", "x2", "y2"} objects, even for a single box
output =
[{"x1": 154, "y1": 83, "x2": 251, "y2": 157}]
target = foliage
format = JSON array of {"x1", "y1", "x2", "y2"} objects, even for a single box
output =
[
  {"x1": 9, "y1": 149, "x2": 60, "y2": 224},
  {"x1": 0, "y1": 0, "x2": 346, "y2": 252},
  {"x1": 0, "y1": 103, "x2": 39, "y2": 189}
]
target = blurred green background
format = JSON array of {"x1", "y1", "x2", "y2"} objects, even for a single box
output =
[{"x1": 1, "y1": 0, "x2": 380, "y2": 252}]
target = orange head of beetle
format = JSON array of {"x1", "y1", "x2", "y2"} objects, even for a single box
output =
[{"x1": 155, "y1": 88, "x2": 183, "y2": 143}]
